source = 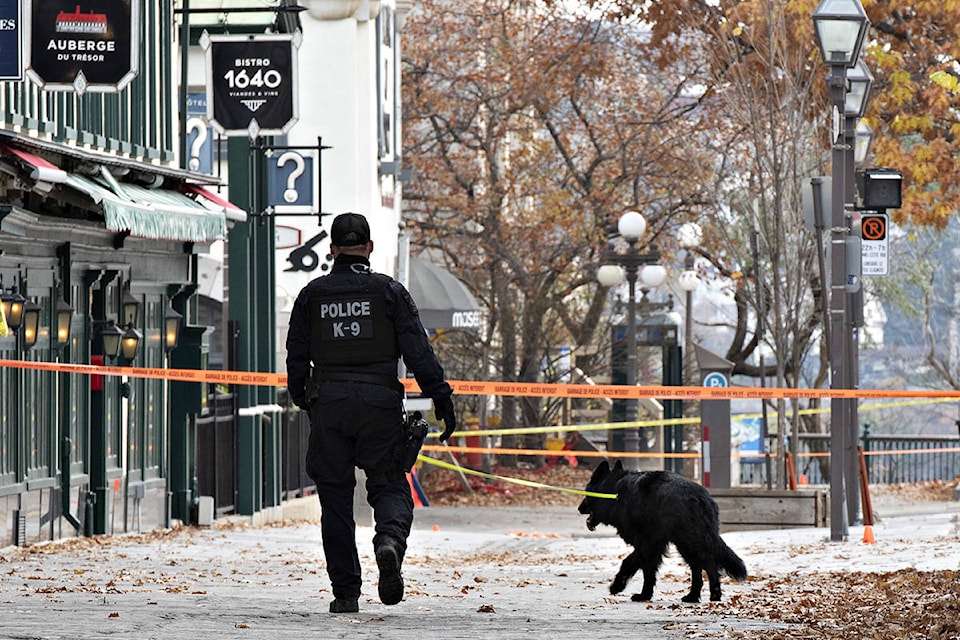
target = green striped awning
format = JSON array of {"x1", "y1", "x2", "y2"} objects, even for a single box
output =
[{"x1": 65, "y1": 172, "x2": 229, "y2": 243}]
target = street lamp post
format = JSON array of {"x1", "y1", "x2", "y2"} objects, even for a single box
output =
[
  {"x1": 812, "y1": 0, "x2": 870, "y2": 542},
  {"x1": 677, "y1": 223, "x2": 702, "y2": 475},
  {"x1": 677, "y1": 222, "x2": 702, "y2": 381},
  {"x1": 598, "y1": 211, "x2": 664, "y2": 471}
]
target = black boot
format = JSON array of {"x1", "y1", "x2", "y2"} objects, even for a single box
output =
[
  {"x1": 329, "y1": 598, "x2": 359, "y2": 613},
  {"x1": 375, "y1": 540, "x2": 404, "y2": 605}
]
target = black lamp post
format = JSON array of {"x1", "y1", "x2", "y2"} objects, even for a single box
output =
[
  {"x1": 598, "y1": 211, "x2": 666, "y2": 471},
  {"x1": 677, "y1": 222, "x2": 702, "y2": 379},
  {"x1": 812, "y1": 0, "x2": 870, "y2": 543},
  {"x1": 676, "y1": 223, "x2": 702, "y2": 475}
]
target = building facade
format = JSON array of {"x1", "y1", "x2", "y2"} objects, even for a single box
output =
[{"x1": 1, "y1": 0, "x2": 411, "y2": 546}]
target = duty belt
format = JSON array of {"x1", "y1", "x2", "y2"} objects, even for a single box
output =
[{"x1": 315, "y1": 370, "x2": 405, "y2": 394}]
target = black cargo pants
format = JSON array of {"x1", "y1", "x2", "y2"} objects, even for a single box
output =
[{"x1": 306, "y1": 380, "x2": 413, "y2": 601}]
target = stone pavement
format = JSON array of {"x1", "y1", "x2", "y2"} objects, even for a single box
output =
[{"x1": 2, "y1": 493, "x2": 958, "y2": 640}]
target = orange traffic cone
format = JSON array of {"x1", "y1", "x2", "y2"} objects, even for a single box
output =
[
  {"x1": 862, "y1": 525, "x2": 875, "y2": 544},
  {"x1": 406, "y1": 472, "x2": 429, "y2": 507}
]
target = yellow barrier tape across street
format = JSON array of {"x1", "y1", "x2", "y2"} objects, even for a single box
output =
[
  {"x1": 421, "y1": 444, "x2": 701, "y2": 459},
  {"x1": 416, "y1": 454, "x2": 618, "y2": 499},
  {"x1": 425, "y1": 416, "x2": 696, "y2": 439}
]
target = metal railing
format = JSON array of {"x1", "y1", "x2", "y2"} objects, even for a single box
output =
[
  {"x1": 741, "y1": 433, "x2": 960, "y2": 485},
  {"x1": 195, "y1": 389, "x2": 314, "y2": 516}
]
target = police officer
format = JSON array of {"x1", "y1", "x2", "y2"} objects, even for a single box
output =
[{"x1": 286, "y1": 212, "x2": 457, "y2": 614}]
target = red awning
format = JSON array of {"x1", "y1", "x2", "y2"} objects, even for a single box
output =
[
  {"x1": 0, "y1": 142, "x2": 68, "y2": 184},
  {"x1": 181, "y1": 183, "x2": 246, "y2": 222}
]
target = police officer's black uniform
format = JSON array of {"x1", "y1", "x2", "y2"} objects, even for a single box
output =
[{"x1": 286, "y1": 213, "x2": 455, "y2": 613}]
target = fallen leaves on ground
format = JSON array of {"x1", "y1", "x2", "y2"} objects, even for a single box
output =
[
  {"x1": 717, "y1": 569, "x2": 960, "y2": 639},
  {"x1": 870, "y1": 479, "x2": 958, "y2": 502}
]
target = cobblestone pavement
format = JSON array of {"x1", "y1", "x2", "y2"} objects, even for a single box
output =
[{"x1": 2, "y1": 495, "x2": 958, "y2": 640}]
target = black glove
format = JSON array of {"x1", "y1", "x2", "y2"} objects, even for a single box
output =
[{"x1": 434, "y1": 394, "x2": 457, "y2": 442}]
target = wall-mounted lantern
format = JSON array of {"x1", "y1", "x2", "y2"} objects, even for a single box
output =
[
  {"x1": 21, "y1": 300, "x2": 42, "y2": 350},
  {"x1": 121, "y1": 324, "x2": 143, "y2": 362},
  {"x1": 164, "y1": 305, "x2": 183, "y2": 352},
  {"x1": 1, "y1": 285, "x2": 25, "y2": 331},
  {"x1": 122, "y1": 285, "x2": 140, "y2": 328},
  {"x1": 99, "y1": 320, "x2": 124, "y2": 360},
  {"x1": 56, "y1": 297, "x2": 73, "y2": 348}
]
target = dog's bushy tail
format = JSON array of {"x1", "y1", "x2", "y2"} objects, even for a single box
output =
[{"x1": 719, "y1": 542, "x2": 747, "y2": 581}]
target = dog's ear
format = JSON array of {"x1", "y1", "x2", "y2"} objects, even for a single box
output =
[
  {"x1": 596, "y1": 460, "x2": 610, "y2": 475},
  {"x1": 613, "y1": 460, "x2": 624, "y2": 472}
]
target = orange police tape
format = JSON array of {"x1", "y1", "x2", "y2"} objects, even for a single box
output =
[
  {"x1": 0, "y1": 359, "x2": 284, "y2": 387},
  {"x1": 6, "y1": 358, "x2": 960, "y2": 401}
]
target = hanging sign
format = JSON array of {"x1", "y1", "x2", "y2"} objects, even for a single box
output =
[
  {"x1": 24, "y1": 0, "x2": 139, "y2": 93},
  {"x1": 203, "y1": 32, "x2": 301, "y2": 138},
  {"x1": 266, "y1": 149, "x2": 318, "y2": 213},
  {"x1": 0, "y1": 0, "x2": 21, "y2": 81},
  {"x1": 185, "y1": 92, "x2": 215, "y2": 175}
]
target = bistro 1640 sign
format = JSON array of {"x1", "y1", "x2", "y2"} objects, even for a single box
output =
[{"x1": 203, "y1": 32, "x2": 301, "y2": 137}]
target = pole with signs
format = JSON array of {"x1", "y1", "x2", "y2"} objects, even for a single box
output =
[
  {"x1": 200, "y1": 29, "x2": 301, "y2": 516},
  {"x1": 696, "y1": 345, "x2": 734, "y2": 489}
]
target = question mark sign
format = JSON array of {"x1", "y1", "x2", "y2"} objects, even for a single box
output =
[
  {"x1": 186, "y1": 118, "x2": 207, "y2": 171},
  {"x1": 276, "y1": 152, "x2": 305, "y2": 203}
]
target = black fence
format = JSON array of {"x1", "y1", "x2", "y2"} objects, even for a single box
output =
[
  {"x1": 741, "y1": 433, "x2": 960, "y2": 486},
  {"x1": 278, "y1": 389, "x2": 314, "y2": 500},
  {"x1": 196, "y1": 390, "x2": 237, "y2": 515},
  {"x1": 195, "y1": 394, "x2": 958, "y2": 513},
  {"x1": 195, "y1": 389, "x2": 314, "y2": 517}
]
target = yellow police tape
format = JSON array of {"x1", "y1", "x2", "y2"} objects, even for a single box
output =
[
  {"x1": 421, "y1": 444, "x2": 702, "y2": 459},
  {"x1": 416, "y1": 454, "x2": 618, "y2": 500}
]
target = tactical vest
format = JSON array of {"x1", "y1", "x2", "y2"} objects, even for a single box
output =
[{"x1": 307, "y1": 269, "x2": 399, "y2": 367}]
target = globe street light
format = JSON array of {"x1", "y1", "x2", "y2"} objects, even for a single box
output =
[{"x1": 598, "y1": 211, "x2": 665, "y2": 470}]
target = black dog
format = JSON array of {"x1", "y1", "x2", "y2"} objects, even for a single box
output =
[{"x1": 578, "y1": 460, "x2": 747, "y2": 602}]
